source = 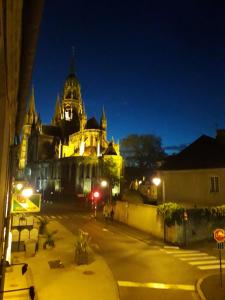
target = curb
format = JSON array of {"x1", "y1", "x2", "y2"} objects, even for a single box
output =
[{"x1": 196, "y1": 276, "x2": 207, "y2": 300}]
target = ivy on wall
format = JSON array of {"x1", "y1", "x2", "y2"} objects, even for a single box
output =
[
  {"x1": 157, "y1": 202, "x2": 225, "y2": 227},
  {"x1": 157, "y1": 203, "x2": 184, "y2": 227}
]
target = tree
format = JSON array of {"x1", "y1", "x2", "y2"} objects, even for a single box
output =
[
  {"x1": 102, "y1": 157, "x2": 121, "y2": 185},
  {"x1": 101, "y1": 157, "x2": 123, "y2": 201},
  {"x1": 121, "y1": 134, "x2": 166, "y2": 168}
]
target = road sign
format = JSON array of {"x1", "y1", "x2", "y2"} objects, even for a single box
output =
[
  {"x1": 217, "y1": 242, "x2": 224, "y2": 250},
  {"x1": 11, "y1": 193, "x2": 41, "y2": 213},
  {"x1": 214, "y1": 228, "x2": 225, "y2": 243}
]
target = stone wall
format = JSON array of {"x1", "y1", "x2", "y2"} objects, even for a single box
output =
[{"x1": 114, "y1": 201, "x2": 216, "y2": 245}]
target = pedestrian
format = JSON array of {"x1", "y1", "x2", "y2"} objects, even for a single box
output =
[
  {"x1": 103, "y1": 204, "x2": 109, "y2": 221},
  {"x1": 110, "y1": 206, "x2": 114, "y2": 221}
]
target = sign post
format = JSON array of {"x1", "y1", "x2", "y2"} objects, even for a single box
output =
[{"x1": 213, "y1": 228, "x2": 225, "y2": 288}]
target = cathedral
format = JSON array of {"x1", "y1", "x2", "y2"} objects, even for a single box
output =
[{"x1": 19, "y1": 61, "x2": 123, "y2": 198}]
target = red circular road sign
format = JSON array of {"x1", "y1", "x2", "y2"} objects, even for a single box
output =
[{"x1": 214, "y1": 228, "x2": 225, "y2": 242}]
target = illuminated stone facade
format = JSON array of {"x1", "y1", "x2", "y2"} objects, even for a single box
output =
[{"x1": 19, "y1": 63, "x2": 123, "y2": 196}]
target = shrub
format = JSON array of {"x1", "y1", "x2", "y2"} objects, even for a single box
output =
[
  {"x1": 43, "y1": 230, "x2": 57, "y2": 249},
  {"x1": 75, "y1": 230, "x2": 91, "y2": 265},
  {"x1": 157, "y1": 203, "x2": 225, "y2": 227},
  {"x1": 37, "y1": 216, "x2": 49, "y2": 234},
  {"x1": 157, "y1": 202, "x2": 184, "y2": 227}
]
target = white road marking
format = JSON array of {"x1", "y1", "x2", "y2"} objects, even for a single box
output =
[
  {"x1": 174, "y1": 253, "x2": 207, "y2": 257},
  {"x1": 58, "y1": 216, "x2": 63, "y2": 219},
  {"x1": 164, "y1": 246, "x2": 180, "y2": 250},
  {"x1": 198, "y1": 265, "x2": 225, "y2": 270},
  {"x1": 118, "y1": 281, "x2": 195, "y2": 291},
  {"x1": 102, "y1": 228, "x2": 109, "y2": 232},
  {"x1": 189, "y1": 260, "x2": 225, "y2": 265},
  {"x1": 51, "y1": 215, "x2": 56, "y2": 219},
  {"x1": 180, "y1": 256, "x2": 216, "y2": 261},
  {"x1": 166, "y1": 250, "x2": 199, "y2": 254}
]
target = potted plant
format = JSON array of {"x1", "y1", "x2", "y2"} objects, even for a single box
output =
[
  {"x1": 37, "y1": 216, "x2": 49, "y2": 234},
  {"x1": 43, "y1": 230, "x2": 57, "y2": 249},
  {"x1": 75, "y1": 230, "x2": 90, "y2": 265}
]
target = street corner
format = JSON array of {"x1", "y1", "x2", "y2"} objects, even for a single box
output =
[{"x1": 197, "y1": 273, "x2": 225, "y2": 300}]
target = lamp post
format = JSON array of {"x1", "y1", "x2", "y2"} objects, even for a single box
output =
[
  {"x1": 100, "y1": 180, "x2": 112, "y2": 205},
  {"x1": 152, "y1": 176, "x2": 166, "y2": 242}
]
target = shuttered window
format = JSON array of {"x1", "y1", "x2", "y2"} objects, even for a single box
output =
[{"x1": 210, "y1": 176, "x2": 219, "y2": 193}]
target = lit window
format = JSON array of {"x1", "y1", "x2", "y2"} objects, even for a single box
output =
[
  {"x1": 65, "y1": 111, "x2": 70, "y2": 120},
  {"x1": 210, "y1": 176, "x2": 219, "y2": 193}
]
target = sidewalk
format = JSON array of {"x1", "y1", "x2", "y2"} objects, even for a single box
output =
[
  {"x1": 3, "y1": 221, "x2": 120, "y2": 300},
  {"x1": 197, "y1": 273, "x2": 225, "y2": 300}
]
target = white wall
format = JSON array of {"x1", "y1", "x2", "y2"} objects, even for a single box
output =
[{"x1": 114, "y1": 201, "x2": 217, "y2": 244}]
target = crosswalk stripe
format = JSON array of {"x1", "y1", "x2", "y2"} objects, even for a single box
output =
[
  {"x1": 165, "y1": 250, "x2": 199, "y2": 254},
  {"x1": 58, "y1": 216, "x2": 63, "y2": 219},
  {"x1": 174, "y1": 253, "x2": 207, "y2": 257},
  {"x1": 164, "y1": 246, "x2": 180, "y2": 250},
  {"x1": 198, "y1": 265, "x2": 225, "y2": 270},
  {"x1": 180, "y1": 256, "x2": 216, "y2": 261},
  {"x1": 51, "y1": 215, "x2": 56, "y2": 219},
  {"x1": 189, "y1": 260, "x2": 225, "y2": 265}
]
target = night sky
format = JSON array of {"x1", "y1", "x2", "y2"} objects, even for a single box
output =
[{"x1": 33, "y1": 0, "x2": 225, "y2": 152}]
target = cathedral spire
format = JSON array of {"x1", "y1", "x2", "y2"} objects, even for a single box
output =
[
  {"x1": 52, "y1": 94, "x2": 61, "y2": 125},
  {"x1": 26, "y1": 86, "x2": 38, "y2": 125},
  {"x1": 28, "y1": 85, "x2": 36, "y2": 115},
  {"x1": 82, "y1": 100, "x2": 86, "y2": 114},
  {"x1": 101, "y1": 106, "x2": 107, "y2": 130}
]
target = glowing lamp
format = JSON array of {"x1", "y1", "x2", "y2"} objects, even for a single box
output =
[
  {"x1": 21, "y1": 188, "x2": 33, "y2": 197},
  {"x1": 93, "y1": 191, "x2": 100, "y2": 199},
  {"x1": 101, "y1": 180, "x2": 108, "y2": 187},
  {"x1": 16, "y1": 183, "x2": 23, "y2": 191},
  {"x1": 152, "y1": 177, "x2": 161, "y2": 186}
]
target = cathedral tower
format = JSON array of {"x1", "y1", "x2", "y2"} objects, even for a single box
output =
[
  {"x1": 100, "y1": 107, "x2": 107, "y2": 142},
  {"x1": 19, "y1": 87, "x2": 38, "y2": 169}
]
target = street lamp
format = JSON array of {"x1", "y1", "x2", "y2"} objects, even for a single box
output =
[
  {"x1": 21, "y1": 188, "x2": 33, "y2": 198},
  {"x1": 16, "y1": 183, "x2": 23, "y2": 191},
  {"x1": 101, "y1": 180, "x2": 112, "y2": 204},
  {"x1": 100, "y1": 180, "x2": 108, "y2": 188},
  {"x1": 152, "y1": 177, "x2": 161, "y2": 186}
]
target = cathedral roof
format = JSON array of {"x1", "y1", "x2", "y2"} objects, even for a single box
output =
[
  {"x1": 104, "y1": 141, "x2": 117, "y2": 155},
  {"x1": 85, "y1": 117, "x2": 100, "y2": 129},
  {"x1": 42, "y1": 125, "x2": 61, "y2": 137}
]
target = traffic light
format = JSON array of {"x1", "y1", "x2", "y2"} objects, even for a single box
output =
[
  {"x1": 93, "y1": 191, "x2": 100, "y2": 199},
  {"x1": 22, "y1": 263, "x2": 28, "y2": 275},
  {"x1": 29, "y1": 286, "x2": 35, "y2": 300}
]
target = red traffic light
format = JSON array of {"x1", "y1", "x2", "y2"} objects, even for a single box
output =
[{"x1": 93, "y1": 191, "x2": 100, "y2": 199}]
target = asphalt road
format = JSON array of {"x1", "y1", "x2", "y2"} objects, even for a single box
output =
[{"x1": 40, "y1": 200, "x2": 219, "y2": 300}]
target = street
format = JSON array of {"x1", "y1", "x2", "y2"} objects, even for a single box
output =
[{"x1": 40, "y1": 200, "x2": 222, "y2": 300}]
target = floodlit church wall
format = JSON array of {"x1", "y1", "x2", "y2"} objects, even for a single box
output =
[{"x1": 62, "y1": 144, "x2": 74, "y2": 157}]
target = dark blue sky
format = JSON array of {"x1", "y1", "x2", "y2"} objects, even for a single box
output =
[{"x1": 33, "y1": 0, "x2": 225, "y2": 151}]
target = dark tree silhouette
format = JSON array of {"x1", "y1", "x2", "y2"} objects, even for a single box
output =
[{"x1": 121, "y1": 134, "x2": 166, "y2": 168}]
